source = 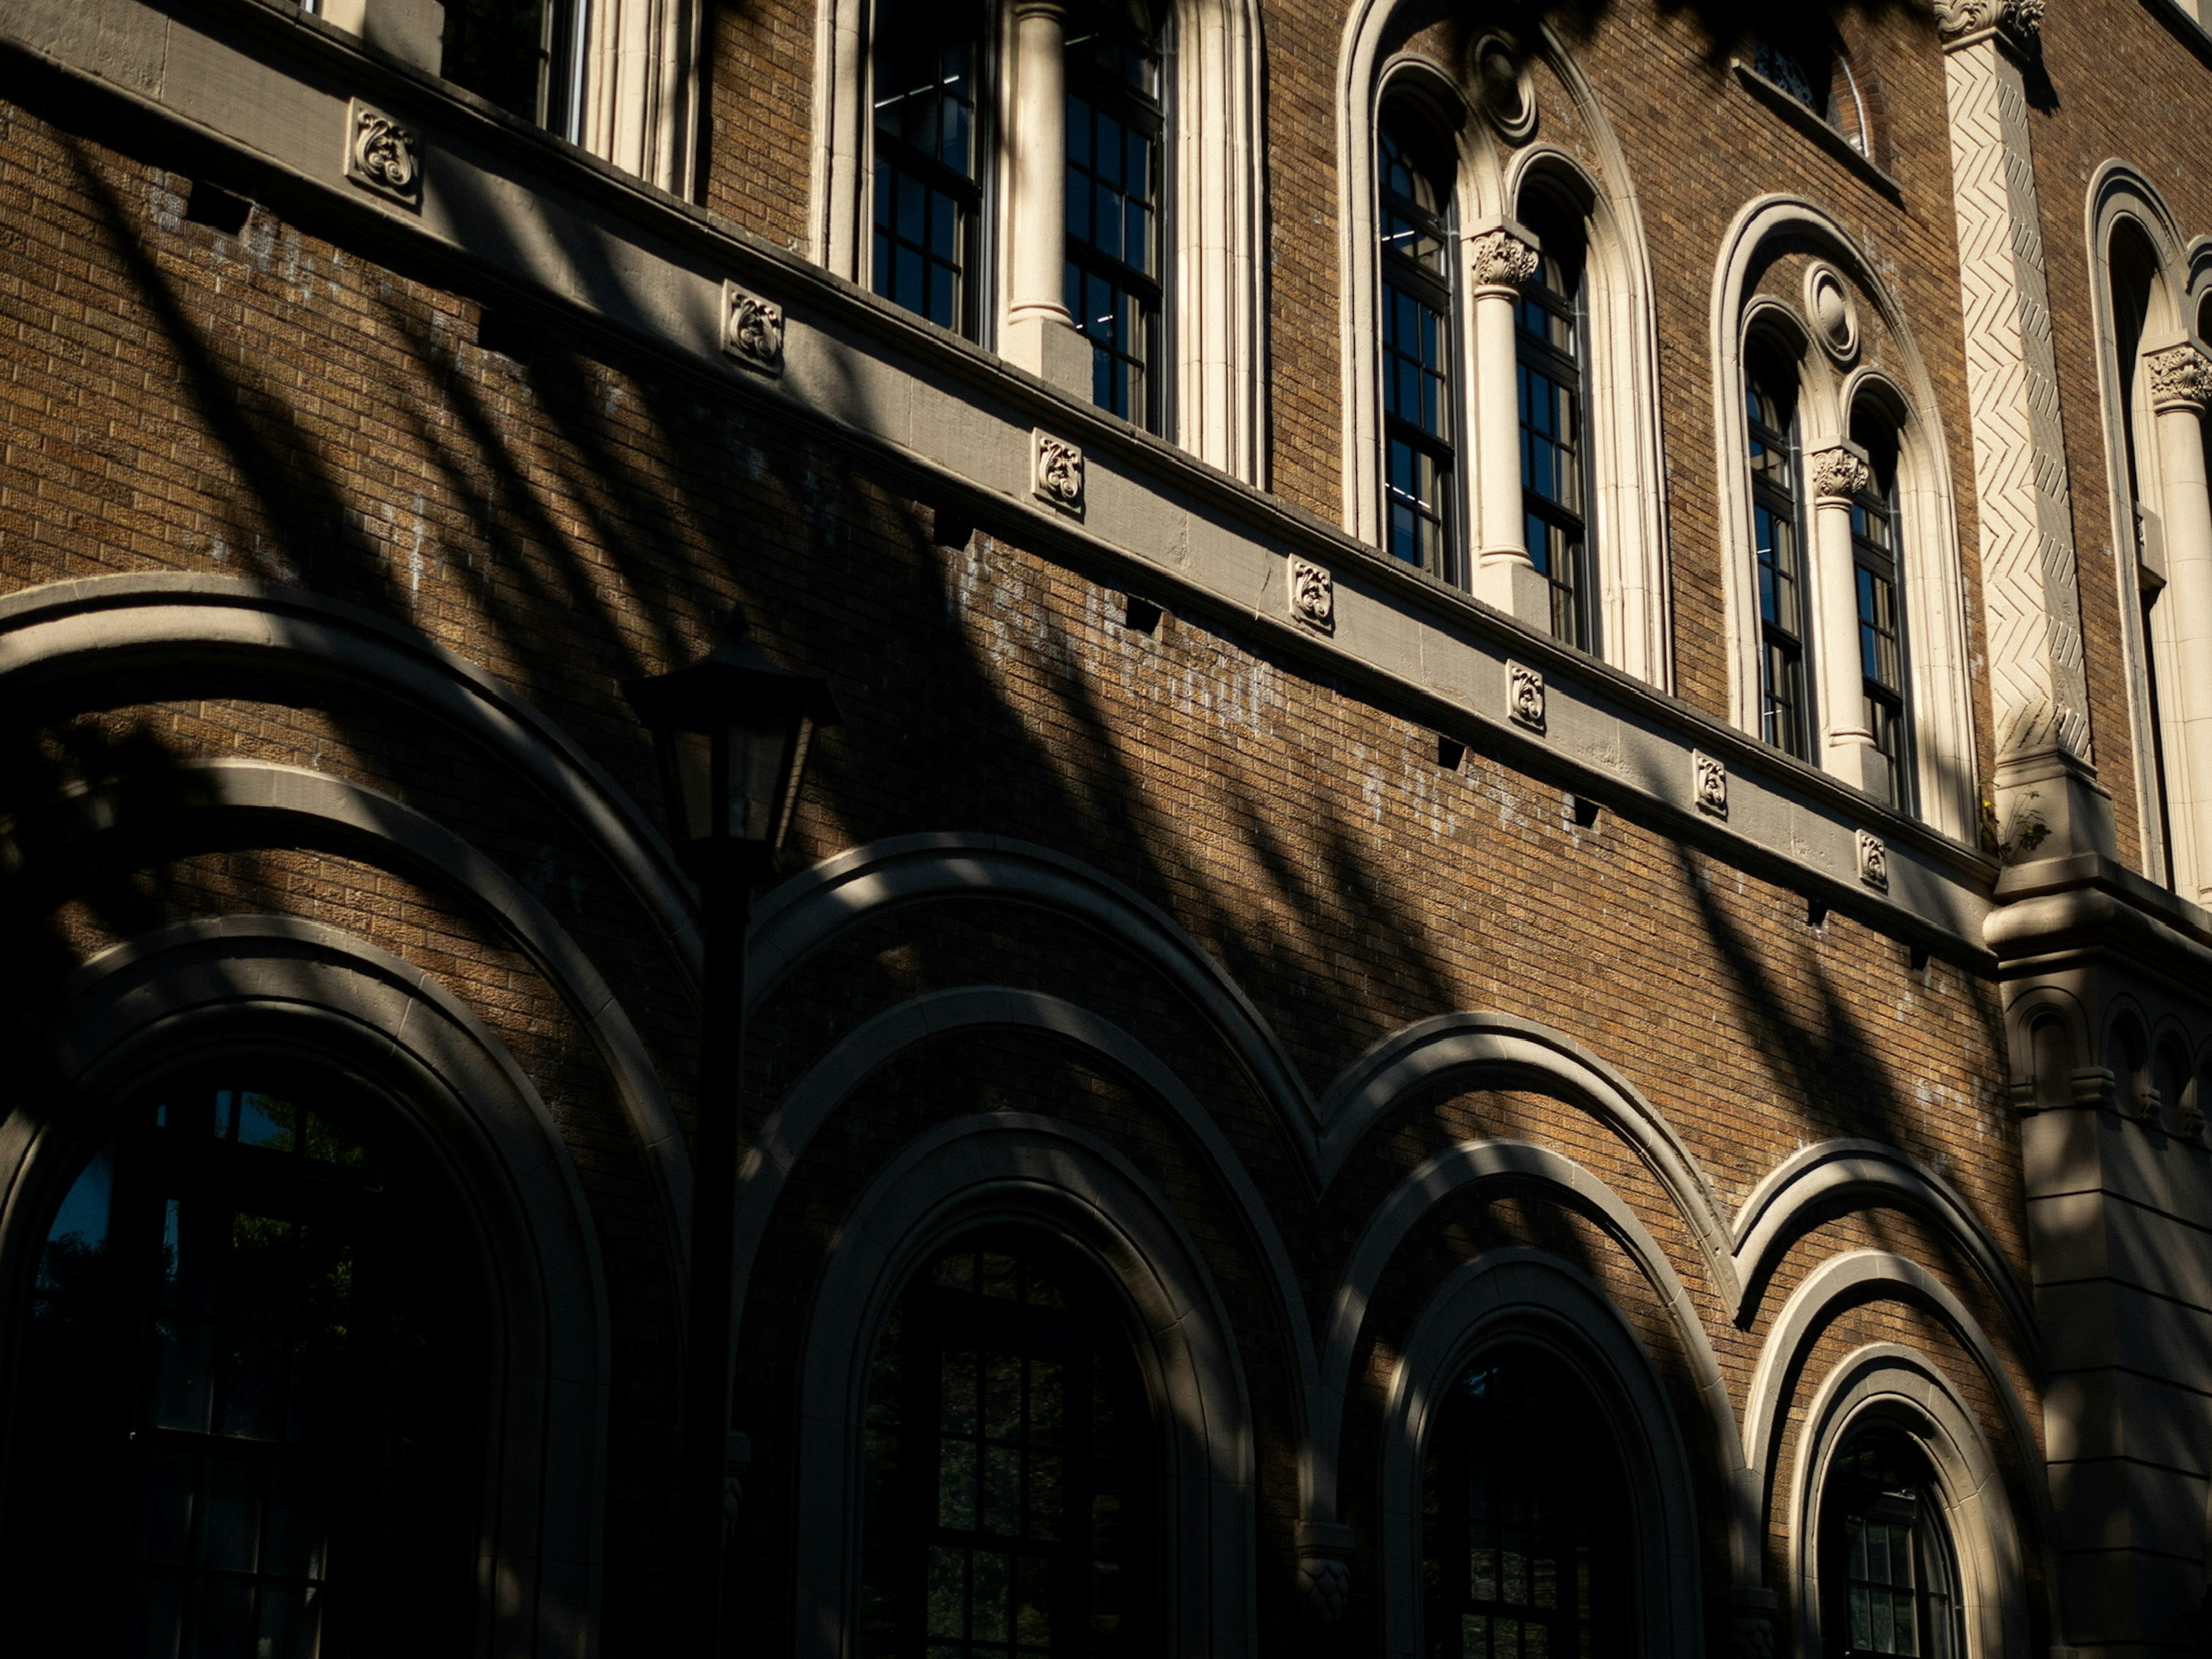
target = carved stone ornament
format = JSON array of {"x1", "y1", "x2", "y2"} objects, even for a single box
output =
[
  {"x1": 1732, "y1": 1613, "x2": 1777, "y2": 1659},
  {"x1": 1856, "y1": 829, "x2": 1890, "y2": 892},
  {"x1": 1032, "y1": 431, "x2": 1085, "y2": 516},
  {"x1": 722, "y1": 283, "x2": 785, "y2": 376},
  {"x1": 1933, "y1": 0, "x2": 2044, "y2": 49},
  {"x1": 1469, "y1": 33, "x2": 1537, "y2": 144},
  {"x1": 1297, "y1": 1552, "x2": 1350, "y2": 1625},
  {"x1": 1508, "y1": 660, "x2": 1546, "y2": 731},
  {"x1": 1804, "y1": 263, "x2": 1860, "y2": 366},
  {"x1": 2145, "y1": 344, "x2": 2212, "y2": 412},
  {"x1": 1811, "y1": 446, "x2": 1873, "y2": 502},
  {"x1": 344, "y1": 100, "x2": 422, "y2": 207},
  {"x1": 1466, "y1": 228, "x2": 1541, "y2": 291},
  {"x1": 1289, "y1": 556, "x2": 1334, "y2": 631},
  {"x1": 1693, "y1": 751, "x2": 1729, "y2": 819}
]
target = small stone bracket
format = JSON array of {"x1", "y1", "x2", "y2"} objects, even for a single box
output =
[
  {"x1": 1289, "y1": 556, "x2": 1334, "y2": 631},
  {"x1": 1855, "y1": 829, "x2": 1890, "y2": 892},
  {"x1": 1506, "y1": 661, "x2": 1545, "y2": 732},
  {"x1": 1693, "y1": 751, "x2": 1728, "y2": 819},
  {"x1": 344, "y1": 100, "x2": 422, "y2": 208},
  {"x1": 1032, "y1": 431, "x2": 1085, "y2": 516},
  {"x1": 722, "y1": 283, "x2": 785, "y2": 376}
]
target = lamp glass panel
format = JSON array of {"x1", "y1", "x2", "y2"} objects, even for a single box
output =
[
  {"x1": 729, "y1": 717, "x2": 795, "y2": 845},
  {"x1": 666, "y1": 727, "x2": 717, "y2": 846}
]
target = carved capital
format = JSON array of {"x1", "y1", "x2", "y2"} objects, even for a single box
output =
[
  {"x1": 1811, "y1": 446, "x2": 1872, "y2": 502},
  {"x1": 1934, "y1": 0, "x2": 2044, "y2": 51},
  {"x1": 1693, "y1": 751, "x2": 1729, "y2": 819},
  {"x1": 1289, "y1": 556, "x2": 1334, "y2": 631},
  {"x1": 1297, "y1": 1554, "x2": 1350, "y2": 1624},
  {"x1": 1856, "y1": 830, "x2": 1890, "y2": 892},
  {"x1": 2146, "y1": 344, "x2": 2212, "y2": 412},
  {"x1": 1466, "y1": 228, "x2": 1540, "y2": 290},
  {"x1": 1508, "y1": 661, "x2": 1546, "y2": 731},
  {"x1": 1032, "y1": 431, "x2": 1085, "y2": 515},
  {"x1": 344, "y1": 100, "x2": 421, "y2": 207},
  {"x1": 722, "y1": 283, "x2": 785, "y2": 375}
]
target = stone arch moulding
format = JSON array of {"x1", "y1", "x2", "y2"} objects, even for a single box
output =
[
  {"x1": 731, "y1": 983, "x2": 1320, "y2": 1509},
  {"x1": 2085, "y1": 162, "x2": 2199, "y2": 892},
  {"x1": 1741, "y1": 1250, "x2": 2045, "y2": 1552},
  {"x1": 0, "y1": 572, "x2": 701, "y2": 987},
  {"x1": 790, "y1": 1112, "x2": 1258, "y2": 1659},
  {"x1": 809, "y1": 0, "x2": 1269, "y2": 483},
  {"x1": 1503, "y1": 141, "x2": 1673, "y2": 687},
  {"x1": 1312, "y1": 1140, "x2": 1753, "y2": 1587},
  {"x1": 0, "y1": 914, "x2": 611, "y2": 1659},
  {"x1": 1336, "y1": 9, "x2": 1674, "y2": 690},
  {"x1": 1728, "y1": 1138, "x2": 2035, "y2": 1340},
  {"x1": 1786, "y1": 1343, "x2": 2035, "y2": 1659},
  {"x1": 2, "y1": 755, "x2": 692, "y2": 1263},
  {"x1": 1709, "y1": 197, "x2": 1978, "y2": 841},
  {"x1": 1376, "y1": 1247, "x2": 1705, "y2": 1659}
]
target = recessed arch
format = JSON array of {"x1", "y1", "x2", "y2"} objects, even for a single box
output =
[{"x1": 0, "y1": 914, "x2": 611, "y2": 1658}]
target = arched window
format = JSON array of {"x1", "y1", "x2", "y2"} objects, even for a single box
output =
[
  {"x1": 1851, "y1": 414, "x2": 1914, "y2": 812},
  {"x1": 1748, "y1": 355, "x2": 1813, "y2": 759},
  {"x1": 1422, "y1": 1346, "x2": 1631, "y2": 1659},
  {"x1": 2, "y1": 1072, "x2": 485, "y2": 1656},
  {"x1": 1378, "y1": 103, "x2": 1459, "y2": 580},
  {"x1": 1065, "y1": 1, "x2": 1166, "y2": 429},
  {"x1": 1518, "y1": 209, "x2": 1594, "y2": 649},
  {"x1": 1752, "y1": 22, "x2": 1869, "y2": 157},
  {"x1": 873, "y1": 0, "x2": 990, "y2": 337},
  {"x1": 858, "y1": 1235, "x2": 1156, "y2": 1659},
  {"x1": 1819, "y1": 1429, "x2": 1965, "y2": 1659}
]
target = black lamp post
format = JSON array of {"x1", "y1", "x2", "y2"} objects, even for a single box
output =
[{"x1": 625, "y1": 604, "x2": 838, "y2": 1655}]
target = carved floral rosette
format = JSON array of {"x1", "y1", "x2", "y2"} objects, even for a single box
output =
[
  {"x1": 1288, "y1": 556, "x2": 1334, "y2": 631},
  {"x1": 344, "y1": 100, "x2": 421, "y2": 206},
  {"x1": 722, "y1": 283, "x2": 785, "y2": 376},
  {"x1": 1692, "y1": 751, "x2": 1728, "y2": 819},
  {"x1": 1933, "y1": 0, "x2": 2044, "y2": 52},
  {"x1": 1810, "y1": 445, "x2": 1872, "y2": 503},
  {"x1": 2145, "y1": 344, "x2": 2212, "y2": 412},
  {"x1": 1466, "y1": 228, "x2": 1540, "y2": 291},
  {"x1": 1032, "y1": 431, "x2": 1085, "y2": 516},
  {"x1": 1855, "y1": 829, "x2": 1890, "y2": 893},
  {"x1": 1507, "y1": 660, "x2": 1545, "y2": 731}
]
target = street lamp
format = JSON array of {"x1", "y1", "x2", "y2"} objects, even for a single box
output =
[{"x1": 625, "y1": 604, "x2": 839, "y2": 1654}]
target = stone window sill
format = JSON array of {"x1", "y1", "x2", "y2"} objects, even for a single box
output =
[{"x1": 1731, "y1": 62, "x2": 1903, "y2": 203}]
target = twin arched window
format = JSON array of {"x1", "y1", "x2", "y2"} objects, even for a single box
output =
[
  {"x1": 2, "y1": 1073, "x2": 484, "y2": 1657},
  {"x1": 1378, "y1": 105, "x2": 1458, "y2": 579}
]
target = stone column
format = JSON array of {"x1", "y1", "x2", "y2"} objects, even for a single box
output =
[
  {"x1": 1810, "y1": 445, "x2": 1877, "y2": 793},
  {"x1": 1466, "y1": 226, "x2": 1549, "y2": 628},
  {"x1": 2146, "y1": 343, "x2": 2212, "y2": 899},
  {"x1": 1002, "y1": 0, "x2": 1089, "y2": 395},
  {"x1": 1938, "y1": 0, "x2": 2113, "y2": 858}
]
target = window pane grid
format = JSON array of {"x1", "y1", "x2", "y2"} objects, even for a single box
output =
[
  {"x1": 1380, "y1": 116, "x2": 1456, "y2": 578},
  {"x1": 874, "y1": 7, "x2": 984, "y2": 334},
  {"x1": 1854, "y1": 481, "x2": 1912, "y2": 811},
  {"x1": 1065, "y1": 6, "x2": 1163, "y2": 427},
  {"x1": 1518, "y1": 255, "x2": 1590, "y2": 650},
  {"x1": 1749, "y1": 377, "x2": 1813, "y2": 759}
]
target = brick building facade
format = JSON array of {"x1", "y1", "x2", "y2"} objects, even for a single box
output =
[{"x1": 0, "y1": 1, "x2": 2207, "y2": 1657}]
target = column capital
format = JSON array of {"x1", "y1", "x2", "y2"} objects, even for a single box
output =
[
  {"x1": 1810, "y1": 445, "x2": 1872, "y2": 502},
  {"x1": 2147, "y1": 343, "x2": 2212, "y2": 414},
  {"x1": 1465, "y1": 227, "x2": 1540, "y2": 291},
  {"x1": 1934, "y1": 0, "x2": 2043, "y2": 54},
  {"x1": 1011, "y1": 0, "x2": 1067, "y2": 17}
]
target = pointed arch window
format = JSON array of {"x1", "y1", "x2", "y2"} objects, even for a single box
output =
[
  {"x1": 2, "y1": 1073, "x2": 485, "y2": 1656},
  {"x1": 1851, "y1": 418, "x2": 1914, "y2": 812},
  {"x1": 1517, "y1": 214, "x2": 1594, "y2": 649},
  {"x1": 1065, "y1": 1, "x2": 1165, "y2": 427},
  {"x1": 1748, "y1": 357, "x2": 1813, "y2": 759},
  {"x1": 1422, "y1": 1347, "x2": 1631, "y2": 1659},
  {"x1": 873, "y1": 0, "x2": 990, "y2": 336},
  {"x1": 1820, "y1": 1429, "x2": 1965, "y2": 1659},
  {"x1": 858, "y1": 1236, "x2": 1156, "y2": 1659},
  {"x1": 1378, "y1": 104, "x2": 1459, "y2": 579}
]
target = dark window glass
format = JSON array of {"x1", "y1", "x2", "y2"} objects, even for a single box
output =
[
  {"x1": 1820, "y1": 1431, "x2": 1965, "y2": 1659},
  {"x1": 2, "y1": 1075, "x2": 484, "y2": 1657},
  {"x1": 1423, "y1": 1348, "x2": 1631, "y2": 1659},
  {"x1": 1753, "y1": 26, "x2": 1866, "y2": 155},
  {"x1": 1851, "y1": 423, "x2": 1914, "y2": 813},
  {"x1": 1065, "y1": 2, "x2": 1164, "y2": 429},
  {"x1": 858, "y1": 1236, "x2": 1153, "y2": 1659},
  {"x1": 1518, "y1": 225, "x2": 1593, "y2": 650},
  {"x1": 1749, "y1": 363, "x2": 1813, "y2": 759},
  {"x1": 441, "y1": 0, "x2": 579, "y2": 132},
  {"x1": 874, "y1": 1, "x2": 987, "y2": 336},
  {"x1": 1379, "y1": 108, "x2": 1457, "y2": 579}
]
